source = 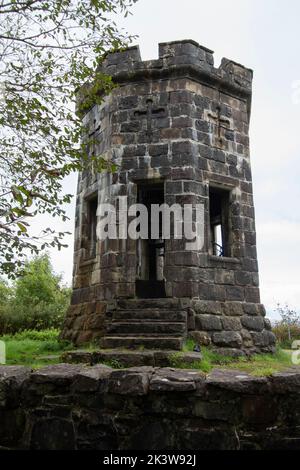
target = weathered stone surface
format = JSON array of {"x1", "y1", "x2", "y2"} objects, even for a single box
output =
[
  {"x1": 264, "y1": 318, "x2": 272, "y2": 331},
  {"x1": 224, "y1": 302, "x2": 244, "y2": 316},
  {"x1": 150, "y1": 368, "x2": 202, "y2": 392},
  {"x1": 251, "y1": 330, "x2": 276, "y2": 347},
  {"x1": 212, "y1": 331, "x2": 243, "y2": 348},
  {"x1": 0, "y1": 367, "x2": 29, "y2": 447},
  {"x1": 212, "y1": 348, "x2": 246, "y2": 358},
  {"x1": 92, "y1": 350, "x2": 155, "y2": 367},
  {"x1": 241, "y1": 395, "x2": 278, "y2": 425},
  {"x1": 63, "y1": 349, "x2": 206, "y2": 368},
  {"x1": 196, "y1": 314, "x2": 222, "y2": 331},
  {"x1": 0, "y1": 366, "x2": 31, "y2": 408},
  {"x1": 30, "y1": 418, "x2": 75, "y2": 450},
  {"x1": 1, "y1": 366, "x2": 300, "y2": 449},
  {"x1": 187, "y1": 307, "x2": 196, "y2": 330},
  {"x1": 180, "y1": 352, "x2": 203, "y2": 364},
  {"x1": 270, "y1": 369, "x2": 300, "y2": 393},
  {"x1": 30, "y1": 364, "x2": 84, "y2": 385},
  {"x1": 222, "y1": 317, "x2": 242, "y2": 331},
  {"x1": 192, "y1": 300, "x2": 222, "y2": 315},
  {"x1": 61, "y1": 350, "x2": 93, "y2": 365},
  {"x1": 190, "y1": 331, "x2": 211, "y2": 346},
  {"x1": 240, "y1": 329, "x2": 254, "y2": 348},
  {"x1": 71, "y1": 365, "x2": 112, "y2": 393},
  {"x1": 108, "y1": 368, "x2": 151, "y2": 395},
  {"x1": 241, "y1": 315, "x2": 265, "y2": 332},
  {"x1": 243, "y1": 303, "x2": 259, "y2": 315},
  {"x1": 178, "y1": 424, "x2": 239, "y2": 450},
  {"x1": 206, "y1": 368, "x2": 269, "y2": 393},
  {"x1": 194, "y1": 400, "x2": 235, "y2": 422}
]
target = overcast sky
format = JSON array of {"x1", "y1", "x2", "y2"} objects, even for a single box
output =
[{"x1": 40, "y1": 0, "x2": 300, "y2": 320}]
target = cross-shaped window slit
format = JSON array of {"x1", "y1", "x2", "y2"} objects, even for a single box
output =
[
  {"x1": 134, "y1": 99, "x2": 165, "y2": 135},
  {"x1": 207, "y1": 106, "x2": 231, "y2": 144}
]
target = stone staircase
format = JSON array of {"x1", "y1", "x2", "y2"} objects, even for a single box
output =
[{"x1": 100, "y1": 299, "x2": 188, "y2": 351}]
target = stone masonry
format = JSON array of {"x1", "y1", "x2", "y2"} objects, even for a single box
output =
[
  {"x1": 61, "y1": 40, "x2": 275, "y2": 354},
  {"x1": 1, "y1": 364, "x2": 300, "y2": 450}
]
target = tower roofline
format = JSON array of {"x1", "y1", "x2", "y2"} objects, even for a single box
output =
[{"x1": 77, "y1": 40, "x2": 253, "y2": 118}]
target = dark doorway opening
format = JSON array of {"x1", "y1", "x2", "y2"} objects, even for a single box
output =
[
  {"x1": 209, "y1": 187, "x2": 231, "y2": 257},
  {"x1": 136, "y1": 182, "x2": 166, "y2": 298}
]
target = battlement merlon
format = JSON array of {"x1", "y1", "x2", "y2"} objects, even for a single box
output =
[{"x1": 76, "y1": 40, "x2": 253, "y2": 116}]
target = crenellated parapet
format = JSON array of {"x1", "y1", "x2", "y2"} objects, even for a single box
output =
[{"x1": 92, "y1": 40, "x2": 253, "y2": 109}]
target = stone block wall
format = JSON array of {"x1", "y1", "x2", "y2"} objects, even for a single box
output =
[
  {"x1": 189, "y1": 300, "x2": 275, "y2": 355},
  {"x1": 1, "y1": 364, "x2": 300, "y2": 450},
  {"x1": 61, "y1": 40, "x2": 273, "y2": 351}
]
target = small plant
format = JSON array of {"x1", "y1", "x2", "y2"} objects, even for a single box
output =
[
  {"x1": 169, "y1": 352, "x2": 185, "y2": 368},
  {"x1": 201, "y1": 347, "x2": 238, "y2": 366},
  {"x1": 37, "y1": 340, "x2": 72, "y2": 353},
  {"x1": 182, "y1": 338, "x2": 197, "y2": 352},
  {"x1": 251, "y1": 367, "x2": 278, "y2": 377},
  {"x1": 103, "y1": 359, "x2": 123, "y2": 369}
]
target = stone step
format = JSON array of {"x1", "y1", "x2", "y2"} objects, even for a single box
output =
[
  {"x1": 116, "y1": 298, "x2": 181, "y2": 310},
  {"x1": 100, "y1": 336, "x2": 184, "y2": 350},
  {"x1": 111, "y1": 309, "x2": 187, "y2": 322},
  {"x1": 107, "y1": 321, "x2": 186, "y2": 336}
]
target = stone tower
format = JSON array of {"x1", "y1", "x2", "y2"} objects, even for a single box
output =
[{"x1": 61, "y1": 40, "x2": 275, "y2": 355}]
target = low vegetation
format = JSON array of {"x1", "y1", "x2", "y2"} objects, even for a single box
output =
[
  {"x1": 169, "y1": 338, "x2": 293, "y2": 376},
  {"x1": 0, "y1": 329, "x2": 294, "y2": 375},
  {"x1": 0, "y1": 329, "x2": 72, "y2": 368},
  {"x1": 0, "y1": 254, "x2": 71, "y2": 335},
  {"x1": 272, "y1": 303, "x2": 300, "y2": 349}
]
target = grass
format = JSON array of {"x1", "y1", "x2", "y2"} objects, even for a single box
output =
[
  {"x1": 169, "y1": 339, "x2": 294, "y2": 376},
  {"x1": 0, "y1": 330, "x2": 296, "y2": 375},
  {"x1": 221, "y1": 348, "x2": 292, "y2": 376},
  {"x1": 0, "y1": 329, "x2": 73, "y2": 368}
]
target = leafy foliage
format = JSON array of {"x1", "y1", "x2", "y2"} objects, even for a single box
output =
[
  {"x1": 0, "y1": 329, "x2": 72, "y2": 367},
  {"x1": 273, "y1": 303, "x2": 300, "y2": 347},
  {"x1": 0, "y1": 0, "x2": 137, "y2": 277},
  {"x1": 1, "y1": 328, "x2": 60, "y2": 342},
  {"x1": 0, "y1": 254, "x2": 71, "y2": 333}
]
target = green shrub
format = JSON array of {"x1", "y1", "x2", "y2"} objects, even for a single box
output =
[
  {"x1": 37, "y1": 339, "x2": 72, "y2": 353},
  {"x1": 182, "y1": 338, "x2": 196, "y2": 352},
  {"x1": 273, "y1": 304, "x2": 300, "y2": 348},
  {"x1": 272, "y1": 323, "x2": 300, "y2": 348},
  {"x1": 0, "y1": 328, "x2": 60, "y2": 342},
  {"x1": 0, "y1": 254, "x2": 71, "y2": 334}
]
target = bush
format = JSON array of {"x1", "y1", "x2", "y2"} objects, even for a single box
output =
[
  {"x1": 272, "y1": 323, "x2": 300, "y2": 348},
  {"x1": 273, "y1": 304, "x2": 300, "y2": 348},
  {"x1": 0, "y1": 254, "x2": 71, "y2": 334},
  {"x1": 0, "y1": 328, "x2": 60, "y2": 342},
  {"x1": 0, "y1": 328, "x2": 73, "y2": 367}
]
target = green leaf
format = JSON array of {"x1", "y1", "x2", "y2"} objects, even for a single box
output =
[{"x1": 17, "y1": 223, "x2": 28, "y2": 233}]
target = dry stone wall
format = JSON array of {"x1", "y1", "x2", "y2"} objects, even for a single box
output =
[{"x1": 1, "y1": 364, "x2": 300, "y2": 450}]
